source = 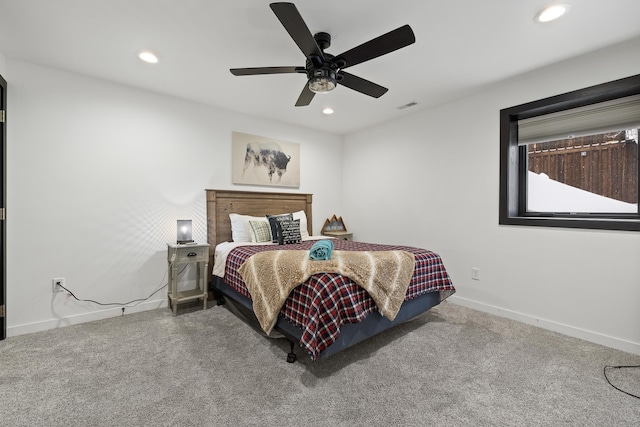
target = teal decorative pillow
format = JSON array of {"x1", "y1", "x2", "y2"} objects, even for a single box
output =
[
  {"x1": 249, "y1": 220, "x2": 272, "y2": 243},
  {"x1": 276, "y1": 218, "x2": 301, "y2": 245}
]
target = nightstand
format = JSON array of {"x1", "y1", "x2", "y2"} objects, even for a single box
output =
[
  {"x1": 321, "y1": 231, "x2": 353, "y2": 241},
  {"x1": 167, "y1": 243, "x2": 209, "y2": 316}
]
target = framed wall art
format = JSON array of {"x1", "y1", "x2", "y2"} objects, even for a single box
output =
[{"x1": 231, "y1": 131, "x2": 300, "y2": 188}]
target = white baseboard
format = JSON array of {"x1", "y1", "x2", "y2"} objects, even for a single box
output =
[
  {"x1": 448, "y1": 295, "x2": 640, "y2": 356},
  {"x1": 8, "y1": 295, "x2": 639, "y2": 357},
  {"x1": 6, "y1": 299, "x2": 168, "y2": 337}
]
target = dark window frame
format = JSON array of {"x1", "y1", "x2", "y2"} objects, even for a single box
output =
[{"x1": 499, "y1": 74, "x2": 640, "y2": 232}]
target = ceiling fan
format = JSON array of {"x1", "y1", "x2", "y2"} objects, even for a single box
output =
[{"x1": 230, "y1": 2, "x2": 416, "y2": 107}]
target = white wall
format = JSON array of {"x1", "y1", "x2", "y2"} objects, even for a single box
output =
[
  {"x1": 5, "y1": 60, "x2": 343, "y2": 335},
  {"x1": 0, "y1": 51, "x2": 6, "y2": 76},
  {"x1": 343, "y1": 37, "x2": 640, "y2": 355},
  {"x1": 6, "y1": 37, "x2": 640, "y2": 355}
]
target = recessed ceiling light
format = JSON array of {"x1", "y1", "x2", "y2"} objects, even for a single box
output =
[
  {"x1": 322, "y1": 107, "x2": 334, "y2": 115},
  {"x1": 535, "y1": 4, "x2": 570, "y2": 23},
  {"x1": 138, "y1": 51, "x2": 159, "y2": 64}
]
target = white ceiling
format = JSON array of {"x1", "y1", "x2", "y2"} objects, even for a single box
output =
[{"x1": 1, "y1": 0, "x2": 640, "y2": 135}]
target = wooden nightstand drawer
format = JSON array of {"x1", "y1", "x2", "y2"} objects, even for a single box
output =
[
  {"x1": 171, "y1": 246, "x2": 208, "y2": 263},
  {"x1": 322, "y1": 231, "x2": 353, "y2": 241}
]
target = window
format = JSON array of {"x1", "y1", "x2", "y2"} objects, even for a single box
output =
[{"x1": 500, "y1": 74, "x2": 640, "y2": 231}]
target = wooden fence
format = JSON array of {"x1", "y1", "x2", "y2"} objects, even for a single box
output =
[{"x1": 527, "y1": 133, "x2": 638, "y2": 204}]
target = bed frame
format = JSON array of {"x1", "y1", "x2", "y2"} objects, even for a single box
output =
[{"x1": 205, "y1": 188, "x2": 443, "y2": 362}]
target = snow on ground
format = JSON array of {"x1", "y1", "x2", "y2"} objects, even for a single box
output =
[{"x1": 527, "y1": 171, "x2": 638, "y2": 213}]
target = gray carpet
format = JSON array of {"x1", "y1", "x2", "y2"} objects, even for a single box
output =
[{"x1": 1, "y1": 301, "x2": 638, "y2": 426}]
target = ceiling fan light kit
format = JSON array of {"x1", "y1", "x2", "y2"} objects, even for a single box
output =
[
  {"x1": 308, "y1": 70, "x2": 336, "y2": 94},
  {"x1": 230, "y1": 2, "x2": 415, "y2": 106}
]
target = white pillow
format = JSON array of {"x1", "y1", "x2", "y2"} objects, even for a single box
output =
[
  {"x1": 292, "y1": 210, "x2": 310, "y2": 240},
  {"x1": 229, "y1": 213, "x2": 266, "y2": 242},
  {"x1": 229, "y1": 211, "x2": 310, "y2": 242}
]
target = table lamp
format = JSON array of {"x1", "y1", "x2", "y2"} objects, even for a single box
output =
[{"x1": 177, "y1": 220, "x2": 193, "y2": 244}]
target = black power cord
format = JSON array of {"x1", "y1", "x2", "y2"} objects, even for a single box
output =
[
  {"x1": 603, "y1": 364, "x2": 640, "y2": 399},
  {"x1": 58, "y1": 282, "x2": 168, "y2": 307},
  {"x1": 57, "y1": 264, "x2": 188, "y2": 307}
]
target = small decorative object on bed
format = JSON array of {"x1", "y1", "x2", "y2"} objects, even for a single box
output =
[
  {"x1": 309, "y1": 239, "x2": 334, "y2": 260},
  {"x1": 206, "y1": 189, "x2": 455, "y2": 362},
  {"x1": 231, "y1": 131, "x2": 300, "y2": 188}
]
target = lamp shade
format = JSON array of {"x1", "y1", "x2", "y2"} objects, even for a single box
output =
[{"x1": 177, "y1": 220, "x2": 193, "y2": 244}]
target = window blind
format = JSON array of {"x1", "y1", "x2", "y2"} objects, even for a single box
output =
[{"x1": 518, "y1": 94, "x2": 640, "y2": 145}]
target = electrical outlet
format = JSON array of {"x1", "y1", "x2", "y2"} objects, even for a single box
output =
[
  {"x1": 471, "y1": 268, "x2": 480, "y2": 281},
  {"x1": 52, "y1": 277, "x2": 65, "y2": 293}
]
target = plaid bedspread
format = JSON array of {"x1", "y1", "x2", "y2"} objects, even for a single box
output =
[{"x1": 224, "y1": 239, "x2": 455, "y2": 360}]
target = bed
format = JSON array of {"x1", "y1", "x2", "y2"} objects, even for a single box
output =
[{"x1": 206, "y1": 189, "x2": 455, "y2": 361}]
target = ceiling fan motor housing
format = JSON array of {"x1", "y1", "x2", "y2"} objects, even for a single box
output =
[
  {"x1": 309, "y1": 67, "x2": 336, "y2": 81},
  {"x1": 305, "y1": 53, "x2": 343, "y2": 82},
  {"x1": 230, "y1": 3, "x2": 416, "y2": 105},
  {"x1": 314, "y1": 31, "x2": 331, "y2": 50}
]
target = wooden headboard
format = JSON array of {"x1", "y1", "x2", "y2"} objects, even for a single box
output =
[{"x1": 205, "y1": 189, "x2": 313, "y2": 274}]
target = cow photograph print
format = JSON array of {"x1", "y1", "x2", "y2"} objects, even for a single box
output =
[{"x1": 232, "y1": 131, "x2": 300, "y2": 188}]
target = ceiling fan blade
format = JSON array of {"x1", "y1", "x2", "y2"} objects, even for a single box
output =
[
  {"x1": 270, "y1": 2, "x2": 323, "y2": 58},
  {"x1": 336, "y1": 24, "x2": 415, "y2": 69},
  {"x1": 295, "y1": 83, "x2": 315, "y2": 106},
  {"x1": 338, "y1": 72, "x2": 388, "y2": 98},
  {"x1": 230, "y1": 66, "x2": 301, "y2": 76}
]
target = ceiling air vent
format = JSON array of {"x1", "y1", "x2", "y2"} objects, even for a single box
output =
[{"x1": 397, "y1": 101, "x2": 418, "y2": 110}]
